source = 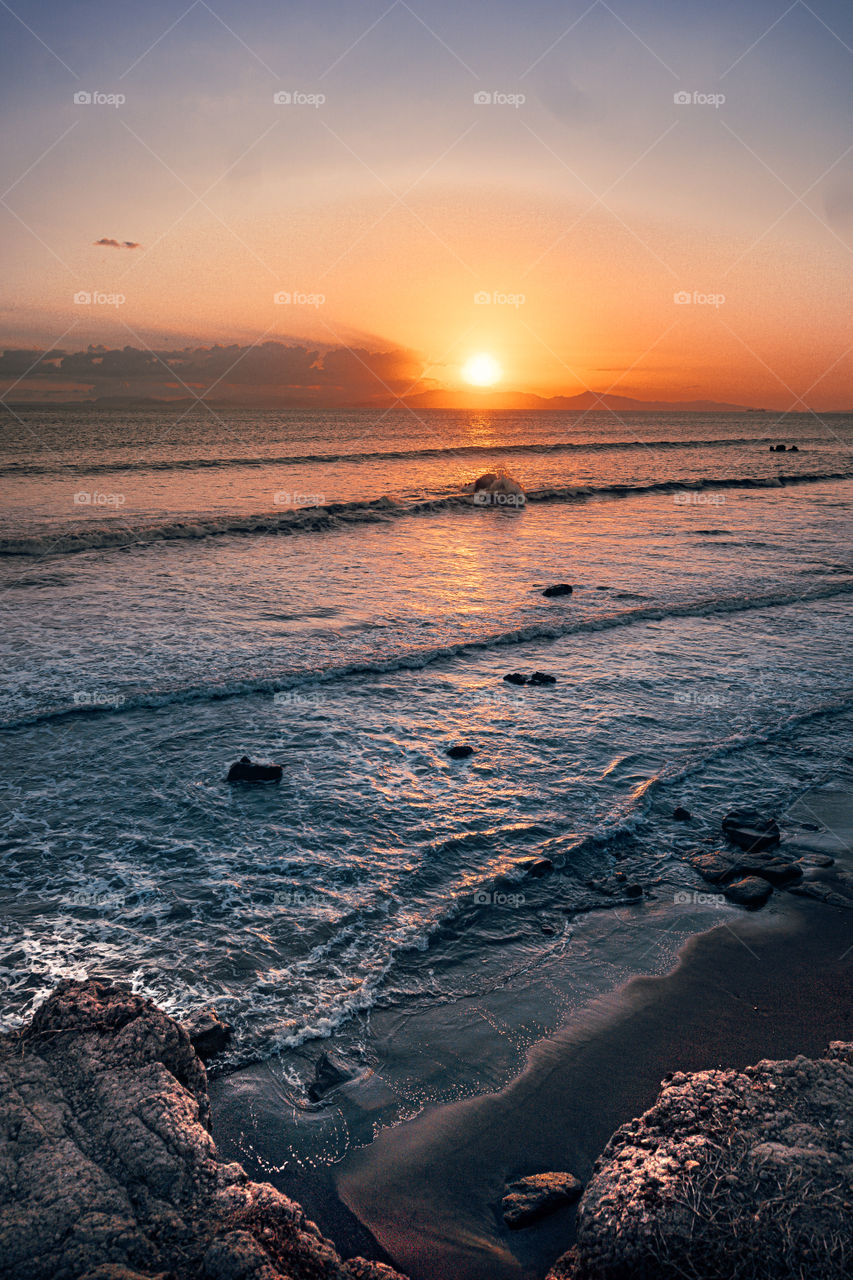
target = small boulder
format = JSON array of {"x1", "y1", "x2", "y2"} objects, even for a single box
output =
[
  {"x1": 672, "y1": 806, "x2": 692, "y2": 821},
  {"x1": 447, "y1": 744, "x2": 474, "y2": 759},
  {"x1": 182, "y1": 1008, "x2": 233, "y2": 1061},
  {"x1": 529, "y1": 672, "x2": 557, "y2": 685},
  {"x1": 503, "y1": 673, "x2": 528, "y2": 685},
  {"x1": 624, "y1": 883, "x2": 643, "y2": 900},
  {"x1": 788, "y1": 444, "x2": 799, "y2": 452},
  {"x1": 519, "y1": 857, "x2": 554, "y2": 878},
  {"x1": 722, "y1": 809, "x2": 781, "y2": 852},
  {"x1": 308, "y1": 1049, "x2": 358, "y2": 1101},
  {"x1": 542, "y1": 584, "x2": 573, "y2": 598},
  {"x1": 724, "y1": 876, "x2": 773, "y2": 908},
  {"x1": 502, "y1": 1172, "x2": 584, "y2": 1229},
  {"x1": 227, "y1": 756, "x2": 282, "y2": 783}
]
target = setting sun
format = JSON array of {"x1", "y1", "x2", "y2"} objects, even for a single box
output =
[{"x1": 461, "y1": 354, "x2": 502, "y2": 387}]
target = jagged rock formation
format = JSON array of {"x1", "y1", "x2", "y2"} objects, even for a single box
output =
[
  {"x1": 547, "y1": 1042, "x2": 853, "y2": 1280},
  {"x1": 0, "y1": 979, "x2": 405, "y2": 1280}
]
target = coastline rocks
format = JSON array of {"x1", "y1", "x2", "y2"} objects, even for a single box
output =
[
  {"x1": 686, "y1": 847, "x2": 802, "y2": 892},
  {"x1": 502, "y1": 1172, "x2": 584, "y2": 1229},
  {"x1": 547, "y1": 1042, "x2": 853, "y2": 1280},
  {"x1": 308, "y1": 1049, "x2": 359, "y2": 1101},
  {"x1": 519, "y1": 857, "x2": 554, "y2": 878},
  {"x1": 0, "y1": 979, "x2": 405, "y2": 1280},
  {"x1": 542, "y1": 583, "x2": 573, "y2": 598},
  {"x1": 503, "y1": 672, "x2": 528, "y2": 685},
  {"x1": 529, "y1": 671, "x2": 557, "y2": 685},
  {"x1": 471, "y1": 472, "x2": 526, "y2": 506},
  {"x1": 721, "y1": 808, "x2": 781, "y2": 852},
  {"x1": 672, "y1": 806, "x2": 691, "y2": 821},
  {"x1": 227, "y1": 756, "x2": 283, "y2": 783},
  {"x1": 723, "y1": 876, "x2": 774, "y2": 908},
  {"x1": 181, "y1": 1007, "x2": 233, "y2": 1061},
  {"x1": 447, "y1": 744, "x2": 474, "y2": 759}
]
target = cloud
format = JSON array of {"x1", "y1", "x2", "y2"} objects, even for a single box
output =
[
  {"x1": 93, "y1": 238, "x2": 142, "y2": 249},
  {"x1": 0, "y1": 340, "x2": 425, "y2": 406}
]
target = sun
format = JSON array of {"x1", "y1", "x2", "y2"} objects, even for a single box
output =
[{"x1": 462, "y1": 353, "x2": 502, "y2": 387}]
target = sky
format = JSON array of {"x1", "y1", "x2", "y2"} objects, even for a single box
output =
[{"x1": 1, "y1": 0, "x2": 852, "y2": 408}]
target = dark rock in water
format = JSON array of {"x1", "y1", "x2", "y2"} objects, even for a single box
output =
[
  {"x1": 549, "y1": 1042, "x2": 853, "y2": 1280},
  {"x1": 688, "y1": 850, "x2": 739, "y2": 884},
  {"x1": 687, "y1": 848, "x2": 802, "y2": 888},
  {"x1": 0, "y1": 979, "x2": 403, "y2": 1280},
  {"x1": 796, "y1": 852, "x2": 835, "y2": 867},
  {"x1": 182, "y1": 1008, "x2": 233, "y2": 1061},
  {"x1": 721, "y1": 808, "x2": 781, "y2": 852},
  {"x1": 308, "y1": 1049, "x2": 359, "y2": 1101},
  {"x1": 724, "y1": 876, "x2": 773, "y2": 908},
  {"x1": 788, "y1": 444, "x2": 799, "y2": 451},
  {"x1": 542, "y1": 583, "x2": 573, "y2": 598},
  {"x1": 624, "y1": 883, "x2": 643, "y2": 900},
  {"x1": 520, "y1": 857, "x2": 554, "y2": 878},
  {"x1": 473, "y1": 471, "x2": 499, "y2": 492},
  {"x1": 672, "y1": 806, "x2": 692, "y2": 821},
  {"x1": 503, "y1": 672, "x2": 528, "y2": 685},
  {"x1": 770, "y1": 443, "x2": 787, "y2": 451},
  {"x1": 503, "y1": 1171, "x2": 584, "y2": 1229},
  {"x1": 447, "y1": 744, "x2": 474, "y2": 759},
  {"x1": 227, "y1": 755, "x2": 283, "y2": 783},
  {"x1": 529, "y1": 671, "x2": 557, "y2": 685}
]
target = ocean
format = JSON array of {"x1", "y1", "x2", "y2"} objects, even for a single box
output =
[{"x1": 1, "y1": 407, "x2": 852, "y2": 1090}]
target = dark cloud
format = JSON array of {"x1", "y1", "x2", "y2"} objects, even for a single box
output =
[
  {"x1": 93, "y1": 238, "x2": 142, "y2": 249},
  {"x1": 0, "y1": 341, "x2": 425, "y2": 406}
]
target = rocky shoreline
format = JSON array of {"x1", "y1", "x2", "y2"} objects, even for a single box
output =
[{"x1": 2, "y1": 979, "x2": 851, "y2": 1280}]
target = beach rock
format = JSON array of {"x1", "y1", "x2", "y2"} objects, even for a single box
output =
[
  {"x1": 672, "y1": 806, "x2": 691, "y2": 821},
  {"x1": 0, "y1": 979, "x2": 405, "y2": 1280},
  {"x1": 723, "y1": 876, "x2": 773, "y2": 908},
  {"x1": 624, "y1": 883, "x2": 643, "y2": 900},
  {"x1": 547, "y1": 1042, "x2": 853, "y2": 1280},
  {"x1": 182, "y1": 1007, "x2": 233, "y2": 1061},
  {"x1": 502, "y1": 1172, "x2": 584, "y2": 1229},
  {"x1": 503, "y1": 672, "x2": 528, "y2": 685},
  {"x1": 447, "y1": 744, "x2": 474, "y2": 759},
  {"x1": 686, "y1": 847, "x2": 802, "y2": 889},
  {"x1": 529, "y1": 671, "x2": 557, "y2": 685},
  {"x1": 519, "y1": 857, "x2": 554, "y2": 878},
  {"x1": 721, "y1": 808, "x2": 781, "y2": 852},
  {"x1": 226, "y1": 756, "x2": 283, "y2": 783},
  {"x1": 796, "y1": 852, "x2": 835, "y2": 867},
  {"x1": 542, "y1": 583, "x2": 573, "y2": 598},
  {"x1": 770, "y1": 443, "x2": 787, "y2": 451},
  {"x1": 308, "y1": 1049, "x2": 359, "y2": 1101},
  {"x1": 473, "y1": 472, "x2": 499, "y2": 492},
  {"x1": 788, "y1": 444, "x2": 799, "y2": 451}
]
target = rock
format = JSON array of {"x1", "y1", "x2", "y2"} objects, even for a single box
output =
[
  {"x1": 624, "y1": 883, "x2": 643, "y2": 900},
  {"x1": 447, "y1": 744, "x2": 474, "y2": 759},
  {"x1": 672, "y1": 806, "x2": 691, "y2": 821},
  {"x1": 686, "y1": 848, "x2": 802, "y2": 888},
  {"x1": 308, "y1": 1049, "x2": 359, "y2": 1101},
  {"x1": 226, "y1": 756, "x2": 283, "y2": 783},
  {"x1": 721, "y1": 808, "x2": 781, "y2": 852},
  {"x1": 473, "y1": 472, "x2": 499, "y2": 492},
  {"x1": 529, "y1": 671, "x2": 557, "y2": 685},
  {"x1": 0, "y1": 979, "x2": 404, "y2": 1280},
  {"x1": 519, "y1": 857, "x2": 554, "y2": 878},
  {"x1": 770, "y1": 443, "x2": 787, "y2": 451},
  {"x1": 181, "y1": 1008, "x2": 233, "y2": 1061},
  {"x1": 502, "y1": 1172, "x2": 584, "y2": 1229},
  {"x1": 723, "y1": 876, "x2": 773, "y2": 908},
  {"x1": 796, "y1": 852, "x2": 834, "y2": 867},
  {"x1": 547, "y1": 1042, "x2": 853, "y2": 1280},
  {"x1": 503, "y1": 672, "x2": 528, "y2": 685},
  {"x1": 542, "y1": 584, "x2": 573, "y2": 598},
  {"x1": 788, "y1": 444, "x2": 799, "y2": 451}
]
